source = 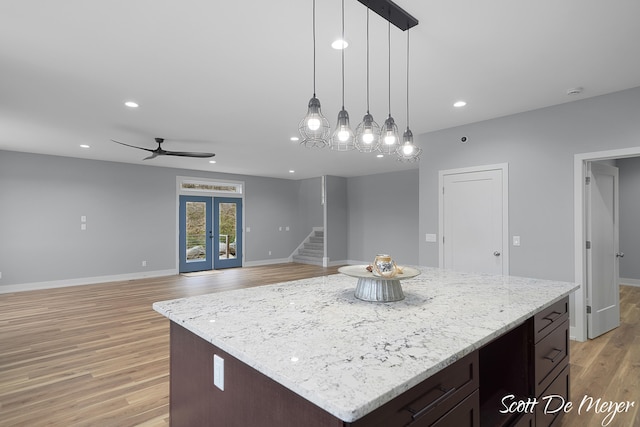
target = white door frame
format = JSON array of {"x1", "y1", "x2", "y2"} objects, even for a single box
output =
[
  {"x1": 573, "y1": 146, "x2": 640, "y2": 341},
  {"x1": 439, "y1": 163, "x2": 509, "y2": 274}
]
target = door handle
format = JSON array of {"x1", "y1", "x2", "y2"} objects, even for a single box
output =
[
  {"x1": 616, "y1": 252, "x2": 625, "y2": 258},
  {"x1": 494, "y1": 251, "x2": 501, "y2": 257}
]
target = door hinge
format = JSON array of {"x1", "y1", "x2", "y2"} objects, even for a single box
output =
[
  {"x1": 442, "y1": 186, "x2": 445, "y2": 195},
  {"x1": 585, "y1": 176, "x2": 591, "y2": 185},
  {"x1": 586, "y1": 241, "x2": 591, "y2": 249},
  {"x1": 586, "y1": 305, "x2": 592, "y2": 314}
]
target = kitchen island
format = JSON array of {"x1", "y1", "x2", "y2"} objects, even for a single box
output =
[{"x1": 153, "y1": 266, "x2": 579, "y2": 427}]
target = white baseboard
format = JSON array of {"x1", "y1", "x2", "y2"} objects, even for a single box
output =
[
  {"x1": 0, "y1": 269, "x2": 177, "y2": 294},
  {"x1": 243, "y1": 258, "x2": 291, "y2": 267},
  {"x1": 620, "y1": 277, "x2": 640, "y2": 287}
]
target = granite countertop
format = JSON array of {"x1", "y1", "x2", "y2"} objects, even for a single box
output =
[{"x1": 153, "y1": 266, "x2": 579, "y2": 423}]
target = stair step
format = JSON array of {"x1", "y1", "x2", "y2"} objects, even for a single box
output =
[{"x1": 299, "y1": 249, "x2": 323, "y2": 257}]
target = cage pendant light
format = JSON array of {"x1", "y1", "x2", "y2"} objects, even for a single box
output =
[
  {"x1": 379, "y1": 18, "x2": 400, "y2": 155},
  {"x1": 355, "y1": 6, "x2": 380, "y2": 152},
  {"x1": 299, "y1": 0, "x2": 330, "y2": 148},
  {"x1": 397, "y1": 27, "x2": 422, "y2": 162},
  {"x1": 331, "y1": 0, "x2": 355, "y2": 151}
]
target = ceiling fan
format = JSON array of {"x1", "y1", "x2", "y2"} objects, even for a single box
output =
[{"x1": 111, "y1": 137, "x2": 215, "y2": 160}]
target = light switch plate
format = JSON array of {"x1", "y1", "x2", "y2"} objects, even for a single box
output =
[
  {"x1": 213, "y1": 354, "x2": 224, "y2": 391},
  {"x1": 425, "y1": 233, "x2": 437, "y2": 243},
  {"x1": 513, "y1": 236, "x2": 521, "y2": 246}
]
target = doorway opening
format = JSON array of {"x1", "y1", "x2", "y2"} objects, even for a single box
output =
[{"x1": 573, "y1": 146, "x2": 640, "y2": 341}]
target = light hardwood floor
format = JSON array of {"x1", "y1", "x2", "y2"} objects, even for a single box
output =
[
  {"x1": 0, "y1": 264, "x2": 342, "y2": 427},
  {"x1": 1, "y1": 267, "x2": 638, "y2": 427}
]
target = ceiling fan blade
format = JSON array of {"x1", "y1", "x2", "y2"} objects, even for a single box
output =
[
  {"x1": 143, "y1": 152, "x2": 159, "y2": 160},
  {"x1": 163, "y1": 151, "x2": 216, "y2": 158},
  {"x1": 111, "y1": 139, "x2": 155, "y2": 153}
]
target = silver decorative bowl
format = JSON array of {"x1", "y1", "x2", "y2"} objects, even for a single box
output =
[{"x1": 338, "y1": 265, "x2": 421, "y2": 302}]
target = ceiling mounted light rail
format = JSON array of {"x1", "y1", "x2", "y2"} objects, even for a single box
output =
[{"x1": 355, "y1": 0, "x2": 418, "y2": 31}]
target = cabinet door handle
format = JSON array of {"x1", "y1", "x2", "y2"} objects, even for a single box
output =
[
  {"x1": 542, "y1": 310, "x2": 562, "y2": 323},
  {"x1": 407, "y1": 385, "x2": 457, "y2": 420},
  {"x1": 543, "y1": 348, "x2": 563, "y2": 363}
]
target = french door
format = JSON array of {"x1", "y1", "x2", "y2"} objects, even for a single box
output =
[
  {"x1": 179, "y1": 195, "x2": 242, "y2": 273},
  {"x1": 213, "y1": 198, "x2": 242, "y2": 269}
]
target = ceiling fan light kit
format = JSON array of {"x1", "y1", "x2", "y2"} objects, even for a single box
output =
[{"x1": 299, "y1": 0, "x2": 421, "y2": 161}]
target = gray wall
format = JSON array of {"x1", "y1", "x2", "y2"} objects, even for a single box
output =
[
  {"x1": 418, "y1": 86, "x2": 640, "y2": 281},
  {"x1": 347, "y1": 169, "x2": 419, "y2": 265},
  {"x1": 0, "y1": 150, "x2": 301, "y2": 287},
  {"x1": 618, "y1": 156, "x2": 640, "y2": 280},
  {"x1": 325, "y1": 175, "x2": 348, "y2": 264}
]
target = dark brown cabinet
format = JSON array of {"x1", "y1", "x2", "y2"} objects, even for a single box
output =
[{"x1": 168, "y1": 297, "x2": 570, "y2": 427}]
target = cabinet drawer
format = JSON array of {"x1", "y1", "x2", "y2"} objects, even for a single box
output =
[
  {"x1": 534, "y1": 319, "x2": 569, "y2": 396},
  {"x1": 428, "y1": 389, "x2": 480, "y2": 427},
  {"x1": 535, "y1": 365, "x2": 569, "y2": 427},
  {"x1": 534, "y1": 297, "x2": 569, "y2": 343},
  {"x1": 348, "y1": 351, "x2": 479, "y2": 427}
]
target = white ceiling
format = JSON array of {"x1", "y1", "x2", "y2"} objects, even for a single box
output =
[{"x1": 2, "y1": 0, "x2": 640, "y2": 179}]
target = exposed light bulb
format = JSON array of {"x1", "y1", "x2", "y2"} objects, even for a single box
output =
[
  {"x1": 384, "y1": 133, "x2": 396, "y2": 145},
  {"x1": 402, "y1": 144, "x2": 414, "y2": 155},
  {"x1": 362, "y1": 130, "x2": 374, "y2": 144},
  {"x1": 307, "y1": 117, "x2": 321, "y2": 131},
  {"x1": 338, "y1": 128, "x2": 350, "y2": 142}
]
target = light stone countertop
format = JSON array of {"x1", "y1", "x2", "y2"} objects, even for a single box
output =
[{"x1": 153, "y1": 266, "x2": 579, "y2": 423}]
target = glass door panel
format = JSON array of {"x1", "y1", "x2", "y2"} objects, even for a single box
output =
[
  {"x1": 179, "y1": 195, "x2": 213, "y2": 273},
  {"x1": 214, "y1": 198, "x2": 242, "y2": 269}
]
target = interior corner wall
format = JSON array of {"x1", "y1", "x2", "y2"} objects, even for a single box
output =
[
  {"x1": 346, "y1": 169, "x2": 419, "y2": 265},
  {"x1": 0, "y1": 150, "x2": 300, "y2": 288},
  {"x1": 418, "y1": 86, "x2": 640, "y2": 282},
  {"x1": 618, "y1": 156, "x2": 640, "y2": 281}
]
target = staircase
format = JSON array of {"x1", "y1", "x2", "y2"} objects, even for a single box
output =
[{"x1": 292, "y1": 229, "x2": 324, "y2": 266}]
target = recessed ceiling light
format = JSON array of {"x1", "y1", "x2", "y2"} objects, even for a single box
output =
[
  {"x1": 289, "y1": 170, "x2": 295, "y2": 174},
  {"x1": 290, "y1": 136, "x2": 300, "y2": 142},
  {"x1": 80, "y1": 144, "x2": 90, "y2": 148},
  {"x1": 331, "y1": 39, "x2": 348, "y2": 50},
  {"x1": 453, "y1": 101, "x2": 467, "y2": 108},
  {"x1": 209, "y1": 160, "x2": 217, "y2": 164},
  {"x1": 376, "y1": 154, "x2": 384, "y2": 158},
  {"x1": 567, "y1": 87, "x2": 583, "y2": 95},
  {"x1": 124, "y1": 101, "x2": 139, "y2": 108}
]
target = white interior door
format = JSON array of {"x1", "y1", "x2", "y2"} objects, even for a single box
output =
[
  {"x1": 586, "y1": 162, "x2": 620, "y2": 339},
  {"x1": 441, "y1": 166, "x2": 507, "y2": 275}
]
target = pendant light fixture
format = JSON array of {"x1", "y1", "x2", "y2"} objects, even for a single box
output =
[
  {"x1": 299, "y1": 0, "x2": 330, "y2": 148},
  {"x1": 355, "y1": 5, "x2": 380, "y2": 152},
  {"x1": 397, "y1": 27, "x2": 422, "y2": 162},
  {"x1": 379, "y1": 18, "x2": 400, "y2": 155},
  {"x1": 330, "y1": 0, "x2": 355, "y2": 151}
]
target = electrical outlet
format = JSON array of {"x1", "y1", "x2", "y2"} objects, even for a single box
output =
[
  {"x1": 0, "y1": 272, "x2": 2, "y2": 279},
  {"x1": 513, "y1": 236, "x2": 521, "y2": 247},
  {"x1": 268, "y1": 250, "x2": 272, "y2": 256},
  {"x1": 213, "y1": 354, "x2": 224, "y2": 390},
  {"x1": 285, "y1": 226, "x2": 290, "y2": 231},
  {"x1": 142, "y1": 260, "x2": 147, "y2": 267},
  {"x1": 80, "y1": 224, "x2": 87, "y2": 231}
]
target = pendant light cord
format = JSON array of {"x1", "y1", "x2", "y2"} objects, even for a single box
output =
[
  {"x1": 387, "y1": 19, "x2": 391, "y2": 117},
  {"x1": 341, "y1": 0, "x2": 345, "y2": 109},
  {"x1": 406, "y1": 28, "x2": 410, "y2": 129},
  {"x1": 313, "y1": 0, "x2": 317, "y2": 97},
  {"x1": 366, "y1": 5, "x2": 370, "y2": 113}
]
